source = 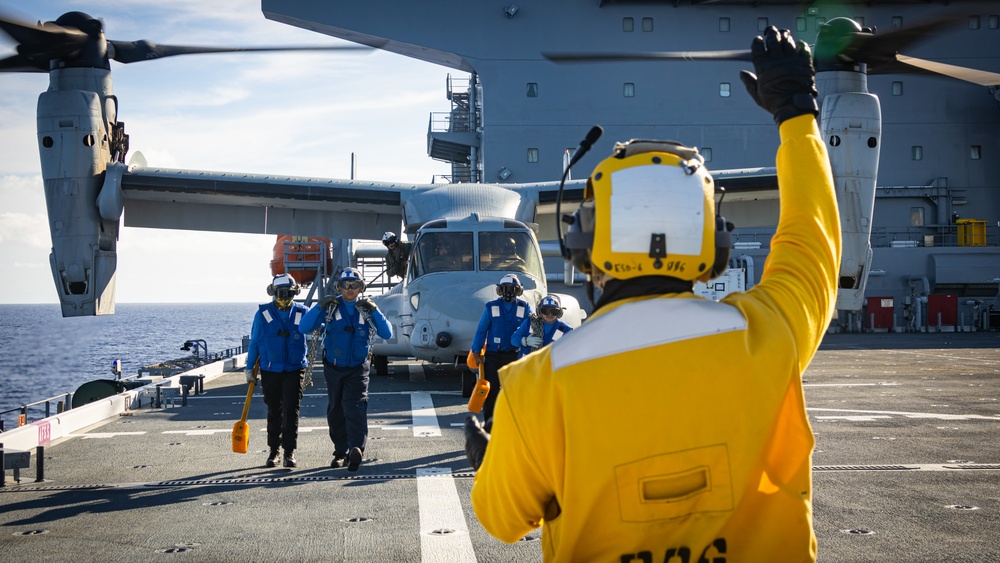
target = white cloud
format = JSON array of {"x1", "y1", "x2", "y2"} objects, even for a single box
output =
[
  {"x1": 0, "y1": 0, "x2": 455, "y2": 304},
  {"x1": 0, "y1": 212, "x2": 51, "y2": 248}
]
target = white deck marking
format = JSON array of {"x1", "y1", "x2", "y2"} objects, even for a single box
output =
[
  {"x1": 815, "y1": 415, "x2": 895, "y2": 422},
  {"x1": 809, "y1": 407, "x2": 1000, "y2": 421},
  {"x1": 804, "y1": 382, "x2": 899, "y2": 387},
  {"x1": 411, "y1": 392, "x2": 442, "y2": 437},
  {"x1": 163, "y1": 429, "x2": 232, "y2": 435},
  {"x1": 71, "y1": 432, "x2": 146, "y2": 439},
  {"x1": 417, "y1": 467, "x2": 477, "y2": 563}
]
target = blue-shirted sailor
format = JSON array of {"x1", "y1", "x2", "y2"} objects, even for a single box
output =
[
  {"x1": 511, "y1": 294, "x2": 573, "y2": 358},
  {"x1": 246, "y1": 274, "x2": 309, "y2": 468},
  {"x1": 300, "y1": 267, "x2": 392, "y2": 471},
  {"x1": 469, "y1": 274, "x2": 532, "y2": 422}
]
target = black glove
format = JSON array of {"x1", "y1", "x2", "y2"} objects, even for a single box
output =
[
  {"x1": 319, "y1": 294, "x2": 339, "y2": 309},
  {"x1": 464, "y1": 416, "x2": 491, "y2": 471},
  {"x1": 357, "y1": 297, "x2": 377, "y2": 314},
  {"x1": 739, "y1": 26, "x2": 819, "y2": 125}
]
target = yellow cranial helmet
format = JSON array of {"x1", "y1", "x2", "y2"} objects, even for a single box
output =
[{"x1": 564, "y1": 140, "x2": 730, "y2": 283}]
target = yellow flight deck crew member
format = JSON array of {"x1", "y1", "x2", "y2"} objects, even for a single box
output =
[{"x1": 464, "y1": 27, "x2": 841, "y2": 562}]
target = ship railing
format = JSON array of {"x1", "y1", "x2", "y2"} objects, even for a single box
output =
[
  {"x1": 0, "y1": 343, "x2": 247, "y2": 433},
  {"x1": 729, "y1": 224, "x2": 999, "y2": 249},
  {"x1": 0, "y1": 392, "x2": 75, "y2": 433},
  {"x1": 428, "y1": 112, "x2": 473, "y2": 133},
  {"x1": 872, "y1": 223, "x2": 999, "y2": 248}
]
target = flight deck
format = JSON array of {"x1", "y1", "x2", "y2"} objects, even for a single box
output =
[{"x1": 1, "y1": 332, "x2": 998, "y2": 562}]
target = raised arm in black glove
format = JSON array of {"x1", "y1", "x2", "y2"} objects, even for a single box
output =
[
  {"x1": 738, "y1": 26, "x2": 819, "y2": 125},
  {"x1": 464, "y1": 415, "x2": 491, "y2": 471}
]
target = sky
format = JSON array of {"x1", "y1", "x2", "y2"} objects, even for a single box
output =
[{"x1": 0, "y1": 0, "x2": 451, "y2": 304}]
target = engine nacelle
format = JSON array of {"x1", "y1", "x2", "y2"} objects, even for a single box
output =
[
  {"x1": 818, "y1": 72, "x2": 881, "y2": 312},
  {"x1": 38, "y1": 68, "x2": 120, "y2": 316}
]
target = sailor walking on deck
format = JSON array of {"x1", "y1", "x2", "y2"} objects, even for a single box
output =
[
  {"x1": 469, "y1": 274, "x2": 532, "y2": 422},
  {"x1": 510, "y1": 294, "x2": 573, "y2": 358},
  {"x1": 246, "y1": 274, "x2": 310, "y2": 469},
  {"x1": 300, "y1": 267, "x2": 392, "y2": 471}
]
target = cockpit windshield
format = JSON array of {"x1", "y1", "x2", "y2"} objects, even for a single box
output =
[
  {"x1": 412, "y1": 232, "x2": 474, "y2": 276},
  {"x1": 479, "y1": 231, "x2": 543, "y2": 278},
  {"x1": 409, "y1": 229, "x2": 544, "y2": 280}
]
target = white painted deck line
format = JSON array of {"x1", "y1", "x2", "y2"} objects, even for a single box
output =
[{"x1": 417, "y1": 467, "x2": 477, "y2": 563}]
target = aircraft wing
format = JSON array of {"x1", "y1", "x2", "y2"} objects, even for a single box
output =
[{"x1": 120, "y1": 163, "x2": 412, "y2": 239}]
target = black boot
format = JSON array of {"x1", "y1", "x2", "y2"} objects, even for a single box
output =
[
  {"x1": 347, "y1": 447, "x2": 363, "y2": 472},
  {"x1": 283, "y1": 451, "x2": 297, "y2": 468},
  {"x1": 266, "y1": 449, "x2": 280, "y2": 468}
]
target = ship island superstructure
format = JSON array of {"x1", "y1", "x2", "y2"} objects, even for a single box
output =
[{"x1": 263, "y1": 0, "x2": 1000, "y2": 332}]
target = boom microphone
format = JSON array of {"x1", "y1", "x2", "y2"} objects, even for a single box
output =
[
  {"x1": 557, "y1": 125, "x2": 604, "y2": 260},
  {"x1": 568, "y1": 125, "x2": 604, "y2": 168}
]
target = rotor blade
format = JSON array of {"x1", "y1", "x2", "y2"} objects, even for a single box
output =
[
  {"x1": 0, "y1": 10, "x2": 85, "y2": 46},
  {"x1": 893, "y1": 54, "x2": 1000, "y2": 87},
  {"x1": 108, "y1": 40, "x2": 373, "y2": 64},
  {"x1": 0, "y1": 10, "x2": 88, "y2": 70},
  {"x1": 544, "y1": 49, "x2": 751, "y2": 63},
  {"x1": 0, "y1": 53, "x2": 47, "y2": 72},
  {"x1": 844, "y1": 12, "x2": 980, "y2": 70}
]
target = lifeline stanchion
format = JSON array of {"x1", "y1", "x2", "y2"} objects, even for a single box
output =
[
  {"x1": 35, "y1": 445, "x2": 44, "y2": 483},
  {"x1": 1, "y1": 443, "x2": 5, "y2": 488}
]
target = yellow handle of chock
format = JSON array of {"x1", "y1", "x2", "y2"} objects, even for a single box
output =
[{"x1": 240, "y1": 360, "x2": 259, "y2": 422}]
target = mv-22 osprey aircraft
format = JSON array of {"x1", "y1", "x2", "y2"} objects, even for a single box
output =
[{"x1": 3, "y1": 9, "x2": 997, "y2": 386}]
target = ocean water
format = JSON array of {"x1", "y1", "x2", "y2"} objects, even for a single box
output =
[{"x1": 0, "y1": 303, "x2": 259, "y2": 423}]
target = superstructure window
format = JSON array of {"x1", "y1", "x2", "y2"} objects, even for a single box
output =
[
  {"x1": 720, "y1": 83, "x2": 731, "y2": 97},
  {"x1": 912, "y1": 146, "x2": 923, "y2": 160},
  {"x1": 910, "y1": 207, "x2": 925, "y2": 227},
  {"x1": 989, "y1": 15, "x2": 999, "y2": 29},
  {"x1": 757, "y1": 17, "x2": 768, "y2": 31},
  {"x1": 796, "y1": 17, "x2": 806, "y2": 32},
  {"x1": 719, "y1": 17, "x2": 730, "y2": 32},
  {"x1": 702, "y1": 147, "x2": 713, "y2": 162},
  {"x1": 624, "y1": 82, "x2": 635, "y2": 97},
  {"x1": 816, "y1": 17, "x2": 826, "y2": 27},
  {"x1": 891, "y1": 16, "x2": 903, "y2": 29},
  {"x1": 892, "y1": 81, "x2": 903, "y2": 96},
  {"x1": 526, "y1": 82, "x2": 538, "y2": 97},
  {"x1": 970, "y1": 15, "x2": 981, "y2": 30},
  {"x1": 971, "y1": 145, "x2": 982, "y2": 160},
  {"x1": 623, "y1": 17, "x2": 634, "y2": 32},
  {"x1": 527, "y1": 148, "x2": 538, "y2": 163},
  {"x1": 642, "y1": 17, "x2": 653, "y2": 32}
]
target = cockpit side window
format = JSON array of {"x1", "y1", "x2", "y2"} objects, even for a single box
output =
[
  {"x1": 413, "y1": 232, "x2": 474, "y2": 276},
  {"x1": 479, "y1": 231, "x2": 543, "y2": 279}
]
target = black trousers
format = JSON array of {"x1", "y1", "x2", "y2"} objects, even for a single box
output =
[
  {"x1": 483, "y1": 350, "x2": 518, "y2": 423},
  {"x1": 260, "y1": 368, "x2": 306, "y2": 452},
  {"x1": 323, "y1": 360, "x2": 370, "y2": 457}
]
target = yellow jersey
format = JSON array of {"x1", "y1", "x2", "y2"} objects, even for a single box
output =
[{"x1": 470, "y1": 115, "x2": 841, "y2": 562}]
